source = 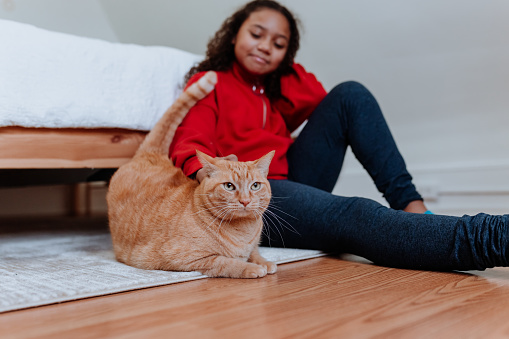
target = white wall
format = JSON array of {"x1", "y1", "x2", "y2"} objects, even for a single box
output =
[
  {"x1": 0, "y1": 0, "x2": 118, "y2": 41},
  {"x1": 1, "y1": 0, "x2": 508, "y2": 216}
]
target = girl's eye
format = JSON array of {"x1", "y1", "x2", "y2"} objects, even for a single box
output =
[
  {"x1": 250, "y1": 32, "x2": 261, "y2": 39},
  {"x1": 223, "y1": 182, "x2": 236, "y2": 191},
  {"x1": 250, "y1": 182, "x2": 262, "y2": 191},
  {"x1": 274, "y1": 43, "x2": 285, "y2": 49}
]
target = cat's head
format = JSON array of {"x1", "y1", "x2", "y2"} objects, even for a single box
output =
[{"x1": 196, "y1": 150, "x2": 274, "y2": 220}]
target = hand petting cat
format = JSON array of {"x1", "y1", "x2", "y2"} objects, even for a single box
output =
[{"x1": 196, "y1": 154, "x2": 238, "y2": 183}]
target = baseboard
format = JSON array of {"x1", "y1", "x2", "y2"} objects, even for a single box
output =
[{"x1": 333, "y1": 159, "x2": 509, "y2": 216}]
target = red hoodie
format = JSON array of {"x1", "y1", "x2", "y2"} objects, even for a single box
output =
[{"x1": 169, "y1": 62, "x2": 327, "y2": 179}]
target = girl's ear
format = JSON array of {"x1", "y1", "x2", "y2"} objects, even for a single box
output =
[
  {"x1": 196, "y1": 150, "x2": 219, "y2": 177},
  {"x1": 253, "y1": 151, "x2": 275, "y2": 178}
]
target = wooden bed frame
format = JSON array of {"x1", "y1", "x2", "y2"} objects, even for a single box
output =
[
  {"x1": 0, "y1": 127, "x2": 148, "y2": 215},
  {"x1": 0, "y1": 127, "x2": 147, "y2": 169}
]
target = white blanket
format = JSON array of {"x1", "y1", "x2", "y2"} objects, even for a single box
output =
[{"x1": 0, "y1": 20, "x2": 203, "y2": 130}]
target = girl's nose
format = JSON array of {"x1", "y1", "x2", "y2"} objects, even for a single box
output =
[{"x1": 257, "y1": 39, "x2": 270, "y2": 53}]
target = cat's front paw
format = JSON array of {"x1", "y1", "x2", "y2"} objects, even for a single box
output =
[
  {"x1": 264, "y1": 261, "x2": 277, "y2": 274},
  {"x1": 242, "y1": 264, "x2": 267, "y2": 279}
]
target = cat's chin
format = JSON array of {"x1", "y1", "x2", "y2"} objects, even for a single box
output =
[{"x1": 228, "y1": 208, "x2": 264, "y2": 220}]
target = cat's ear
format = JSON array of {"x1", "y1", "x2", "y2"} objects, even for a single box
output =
[
  {"x1": 253, "y1": 150, "x2": 275, "y2": 177},
  {"x1": 196, "y1": 150, "x2": 219, "y2": 177}
]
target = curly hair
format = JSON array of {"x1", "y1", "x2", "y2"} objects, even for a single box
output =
[{"x1": 185, "y1": 0, "x2": 301, "y2": 100}]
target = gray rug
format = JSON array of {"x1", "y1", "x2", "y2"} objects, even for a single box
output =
[{"x1": 0, "y1": 218, "x2": 324, "y2": 313}]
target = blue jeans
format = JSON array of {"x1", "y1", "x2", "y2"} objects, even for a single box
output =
[{"x1": 262, "y1": 81, "x2": 509, "y2": 271}]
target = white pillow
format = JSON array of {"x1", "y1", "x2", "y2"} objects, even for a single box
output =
[{"x1": 0, "y1": 19, "x2": 203, "y2": 130}]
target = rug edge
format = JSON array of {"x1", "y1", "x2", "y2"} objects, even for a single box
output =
[
  {"x1": 0, "y1": 248, "x2": 327, "y2": 314},
  {"x1": 0, "y1": 274, "x2": 207, "y2": 314}
]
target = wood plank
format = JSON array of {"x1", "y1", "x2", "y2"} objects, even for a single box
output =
[
  {"x1": 2, "y1": 255, "x2": 509, "y2": 338},
  {"x1": 0, "y1": 127, "x2": 146, "y2": 168}
]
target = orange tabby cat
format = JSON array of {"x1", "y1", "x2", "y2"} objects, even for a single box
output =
[{"x1": 107, "y1": 71, "x2": 277, "y2": 278}]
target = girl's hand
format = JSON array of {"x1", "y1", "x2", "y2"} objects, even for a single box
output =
[
  {"x1": 219, "y1": 154, "x2": 238, "y2": 162},
  {"x1": 196, "y1": 168, "x2": 206, "y2": 183},
  {"x1": 196, "y1": 154, "x2": 238, "y2": 183}
]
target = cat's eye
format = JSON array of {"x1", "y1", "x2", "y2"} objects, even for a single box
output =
[
  {"x1": 223, "y1": 182, "x2": 236, "y2": 191},
  {"x1": 250, "y1": 182, "x2": 262, "y2": 191}
]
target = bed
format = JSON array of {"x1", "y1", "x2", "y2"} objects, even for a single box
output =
[
  {"x1": 0, "y1": 126, "x2": 146, "y2": 169},
  {"x1": 0, "y1": 19, "x2": 202, "y2": 175}
]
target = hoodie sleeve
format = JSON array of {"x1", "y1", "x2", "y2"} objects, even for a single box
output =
[
  {"x1": 275, "y1": 63, "x2": 327, "y2": 132},
  {"x1": 169, "y1": 72, "x2": 218, "y2": 177}
]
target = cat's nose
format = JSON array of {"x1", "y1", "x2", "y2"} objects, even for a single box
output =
[{"x1": 239, "y1": 199, "x2": 251, "y2": 207}]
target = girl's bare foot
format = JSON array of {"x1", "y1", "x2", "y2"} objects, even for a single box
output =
[{"x1": 403, "y1": 200, "x2": 428, "y2": 214}]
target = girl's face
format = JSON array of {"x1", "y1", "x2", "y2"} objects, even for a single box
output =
[{"x1": 233, "y1": 8, "x2": 290, "y2": 77}]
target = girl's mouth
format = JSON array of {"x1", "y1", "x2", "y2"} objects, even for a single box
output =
[{"x1": 251, "y1": 55, "x2": 269, "y2": 64}]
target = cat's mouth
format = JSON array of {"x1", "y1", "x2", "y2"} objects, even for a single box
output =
[
  {"x1": 237, "y1": 206, "x2": 255, "y2": 215},
  {"x1": 231, "y1": 205, "x2": 262, "y2": 218}
]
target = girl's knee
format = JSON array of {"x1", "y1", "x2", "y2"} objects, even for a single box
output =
[
  {"x1": 318, "y1": 81, "x2": 369, "y2": 112},
  {"x1": 329, "y1": 81, "x2": 369, "y2": 98},
  {"x1": 323, "y1": 81, "x2": 379, "y2": 121}
]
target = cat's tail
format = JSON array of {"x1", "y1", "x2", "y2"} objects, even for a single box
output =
[{"x1": 137, "y1": 71, "x2": 217, "y2": 155}]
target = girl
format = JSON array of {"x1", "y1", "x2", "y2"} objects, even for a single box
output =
[{"x1": 169, "y1": 0, "x2": 509, "y2": 271}]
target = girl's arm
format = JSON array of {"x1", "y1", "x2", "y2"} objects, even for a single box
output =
[
  {"x1": 169, "y1": 73, "x2": 218, "y2": 177},
  {"x1": 275, "y1": 63, "x2": 327, "y2": 132}
]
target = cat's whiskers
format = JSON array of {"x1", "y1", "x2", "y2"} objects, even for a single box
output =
[
  {"x1": 205, "y1": 209, "x2": 230, "y2": 234},
  {"x1": 264, "y1": 208, "x2": 300, "y2": 235},
  {"x1": 196, "y1": 203, "x2": 233, "y2": 234},
  {"x1": 197, "y1": 204, "x2": 230, "y2": 214},
  {"x1": 257, "y1": 203, "x2": 300, "y2": 247},
  {"x1": 218, "y1": 204, "x2": 232, "y2": 224},
  {"x1": 261, "y1": 212, "x2": 285, "y2": 247},
  {"x1": 208, "y1": 205, "x2": 232, "y2": 222},
  {"x1": 218, "y1": 208, "x2": 235, "y2": 231},
  {"x1": 191, "y1": 202, "x2": 231, "y2": 216},
  {"x1": 266, "y1": 204, "x2": 298, "y2": 220},
  {"x1": 254, "y1": 209, "x2": 275, "y2": 246}
]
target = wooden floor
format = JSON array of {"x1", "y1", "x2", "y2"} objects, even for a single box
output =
[{"x1": 3, "y1": 252, "x2": 509, "y2": 339}]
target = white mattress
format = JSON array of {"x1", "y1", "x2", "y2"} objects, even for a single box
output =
[{"x1": 0, "y1": 19, "x2": 203, "y2": 131}]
